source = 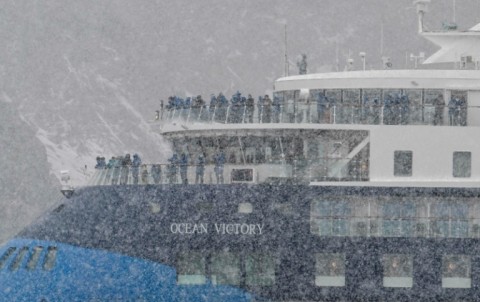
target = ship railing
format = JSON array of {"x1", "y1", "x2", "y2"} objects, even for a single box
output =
[
  {"x1": 311, "y1": 216, "x2": 480, "y2": 238},
  {"x1": 87, "y1": 160, "x2": 369, "y2": 187},
  {"x1": 158, "y1": 103, "x2": 473, "y2": 127}
]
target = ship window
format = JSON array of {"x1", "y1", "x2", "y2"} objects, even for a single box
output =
[
  {"x1": 394, "y1": 151, "x2": 412, "y2": 177},
  {"x1": 382, "y1": 201, "x2": 415, "y2": 237},
  {"x1": 245, "y1": 253, "x2": 275, "y2": 286},
  {"x1": 315, "y1": 253, "x2": 345, "y2": 287},
  {"x1": 449, "y1": 90, "x2": 468, "y2": 126},
  {"x1": 177, "y1": 252, "x2": 206, "y2": 285},
  {"x1": 424, "y1": 89, "x2": 444, "y2": 125},
  {"x1": 339, "y1": 89, "x2": 360, "y2": 124},
  {"x1": 42, "y1": 246, "x2": 57, "y2": 271},
  {"x1": 362, "y1": 89, "x2": 382, "y2": 125},
  {"x1": 210, "y1": 252, "x2": 241, "y2": 286},
  {"x1": 405, "y1": 89, "x2": 423, "y2": 125},
  {"x1": 442, "y1": 255, "x2": 471, "y2": 288},
  {"x1": 453, "y1": 152, "x2": 471, "y2": 178},
  {"x1": 431, "y1": 202, "x2": 469, "y2": 238},
  {"x1": 9, "y1": 247, "x2": 28, "y2": 271},
  {"x1": 26, "y1": 246, "x2": 44, "y2": 270},
  {"x1": 382, "y1": 90, "x2": 402, "y2": 125},
  {"x1": 382, "y1": 254, "x2": 413, "y2": 288},
  {"x1": 231, "y1": 169, "x2": 254, "y2": 182},
  {"x1": 310, "y1": 200, "x2": 351, "y2": 236},
  {"x1": 0, "y1": 247, "x2": 16, "y2": 269}
]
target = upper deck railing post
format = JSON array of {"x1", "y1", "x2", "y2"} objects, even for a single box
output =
[{"x1": 333, "y1": 106, "x2": 337, "y2": 124}]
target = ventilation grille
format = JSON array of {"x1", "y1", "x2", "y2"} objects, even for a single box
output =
[{"x1": 0, "y1": 245, "x2": 57, "y2": 271}]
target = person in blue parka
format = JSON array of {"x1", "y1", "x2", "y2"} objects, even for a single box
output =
[
  {"x1": 195, "y1": 155, "x2": 205, "y2": 184},
  {"x1": 179, "y1": 153, "x2": 189, "y2": 184},
  {"x1": 131, "y1": 154, "x2": 141, "y2": 184}
]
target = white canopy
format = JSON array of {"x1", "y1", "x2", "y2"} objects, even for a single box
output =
[{"x1": 422, "y1": 23, "x2": 480, "y2": 64}]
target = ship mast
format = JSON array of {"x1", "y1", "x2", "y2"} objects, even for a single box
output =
[{"x1": 414, "y1": 0, "x2": 430, "y2": 33}]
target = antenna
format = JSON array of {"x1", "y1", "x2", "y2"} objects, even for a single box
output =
[
  {"x1": 453, "y1": 0, "x2": 456, "y2": 24},
  {"x1": 335, "y1": 40, "x2": 339, "y2": 71},
  {"x1": 284, "y1": 24, "x2": 289, "y2": 77},
  {"x1": 380, "y1": 21, "x2": 384, "y2": 56},
  {"x1": 414, "y1": 0, "x2": 430, "y2": 33}
]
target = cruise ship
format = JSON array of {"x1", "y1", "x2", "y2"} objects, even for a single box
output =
[{"x1": 2, "y1": 1, "x2": 480, "y2": 301}]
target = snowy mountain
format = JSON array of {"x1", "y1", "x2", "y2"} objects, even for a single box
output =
[{"x1": 1, "y1": 0, "x2": 479, "y2": 240}]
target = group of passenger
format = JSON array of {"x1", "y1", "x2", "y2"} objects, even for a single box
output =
[
  {"x1": 447, "y1": 96, "x2": 468, "y2": 126},
  {"x1": 166, "y1": 151, "x2": 226, "y2": 184},
  {"x1": 94, "y1": 153, "x2": 161, "y2": 185},
  {"x1": 94, "y1": 150, "x2": 227, "y2": 185},
  {"x1": 161, "y1": 92, "x2": 284, "y2": 124},
  {"x1": 158, "y1": 91, "x2": 469, "y2": 127}
]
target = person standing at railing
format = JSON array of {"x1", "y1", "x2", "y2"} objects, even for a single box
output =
[
  {"x1": 316, "y1": 92, "x2": 328, "y2": 124},
  {"x1": 179, "y1": 153, "x2": 189, "y2": 184},
  {"x1": 400, "y1": 94, "x2": 410, "y2": 125},
  {"x1": 111, "y1": 157, "x2": 122, "y2": 185},
  {"x1": 263, "y1": 94, "x2": 272, "y2": 123},
  {"x1": 230, "y1": 92, "x2": 241, "y2": 123},
  {"x1": 104, "y1": 156, "x2": 115, "y2": 184},
  {"x1": 151, "y1": 164, "x2": 162, "y2": 184},
  {"x1": 120, "y1": 154, "x2": 132, "y2": 185},
  {"x1": 257, "y1": 96, "x2": 264, "y2": 123},
  {"x1": 273, "y1": 96, "x2": 281, "y2": 123},
  {"x1": 141, "y1": 164, "x2": 149, "y2": 184},
  {"x1": 167, "y1": 154, "x2": 178, "y2": 183},
  {"x1": 448, "y1": 97, "x2": 457, "y2": 126},
  {"x1": 209, "y1": 94, "x2": 217, "y2": 121},
  {"x1": 372, "y1": 98, "x2": 381, "y2": 125},
  {"x1": 195, "y1": 155, "x2": 205, "y2": 184},
  {"x1": 217, "y1": 93, "x2": 228, "y2": 123},
  {"x1": 246, "y1": 94, "x2": 255, "y2": 123},
  {"x1": 131, "y1": 154, "x2": 141, "y2": 185},
  {"x1": 196, "y1": 95, "x2": 206, "y2": 121},
  {"x1": 214, "y1": 151, "x2": 225, "y2": 184},
  {"x1": 433, "y1": 94, "x2": 445, "y2": 126},
  {"x1": 458, "y1": 96, "x2": 467, "y2": 126}
]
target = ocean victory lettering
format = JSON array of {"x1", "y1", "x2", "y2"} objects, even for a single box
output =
[{"x1": 170, "y1": 223, "x2": 264, "y2": 235}]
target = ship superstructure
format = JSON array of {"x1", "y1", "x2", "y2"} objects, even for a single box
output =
[{"x1": 1, "y1": 1, "x2": 480, "y2": 301}]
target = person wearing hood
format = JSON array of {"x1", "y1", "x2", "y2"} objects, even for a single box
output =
[
  {"x1": 214, "y1": 150, "x2": 226, "y2": 184},
  {"x1": 195, "y1": 155, "x2": 205, "y2": 184},
  {"x1": 179, "y1": 153, "x2": 189, "y2": 184},
  {"x1": 120, "y1": 154, "x2": 131, "y2": 185},
  {"x1": 151, "y1": 164, "x2": 162, "y2": 184},
  {"x1": 168, "y1": 154, "x2": 178, "y2": 183},
  {"x1": 131, "y1": 154, "x2": 142, "y2": 185}
]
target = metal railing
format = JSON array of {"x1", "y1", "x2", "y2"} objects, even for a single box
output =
[
  {"x1": 88, "y1": 159, "x2": 370, "y2": 187},
  {"x1": 310, "y1": 216, "x2": 480, "y2": 239},
  {"x1": 157, "y1": 103, "x2": 472, "y2": 127}
]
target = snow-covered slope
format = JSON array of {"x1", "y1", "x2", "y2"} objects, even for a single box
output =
[{"x1": 1, "y1": 0, "x2": 479, "y2": 239}]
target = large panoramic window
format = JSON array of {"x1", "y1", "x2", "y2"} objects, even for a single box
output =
[
  {"x1": 394, "y1": 151, "x2": 413, "y2": 177},
  {"x1": 177, "y1": 252, "x2": 206, "y2": 285},
  {"x1": 382, "y1": 201, "x2": 416, "y2": 237},
  {"x1": 311, "y1": 200, "x2": 351, "y2": 236},
  {"x1": 424, "y1": 89, "x2": 444, "y2": 125},
  {"x1": 245, "y1": 253, "x2": 275, "y2": 286},
  {"x1": 315, "y1": 253, "x2": 346, "y2": 287},
  {"x1": 382, "y1": 254, "x2": 413, "y2": 288},
  {"x1": 362, "y1": 89, "x2": 382, "y2": 125},
  {"x1": 449, "y1": 90, "x2": 468, "y2": 126},
  {"x1": 210, "y1": 252, "x2": 241, "y2": 286},
  {"x1": 453, "y1": 151, "x2": 471, "y2": 178},
  {"x1": 442, "y1": 255, "x2": 471, "y2": 288},
  {"x1": 431, "y1": 202, "x2": 469, "y2": 238}
]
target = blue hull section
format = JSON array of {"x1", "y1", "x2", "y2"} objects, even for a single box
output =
[{"x1": 0, "y1": 239, "x2": 253, "y2": 302}]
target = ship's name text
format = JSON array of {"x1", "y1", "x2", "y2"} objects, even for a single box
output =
[{"x1": 170, "y1": 223, "x2": 264, "y2": 235}]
